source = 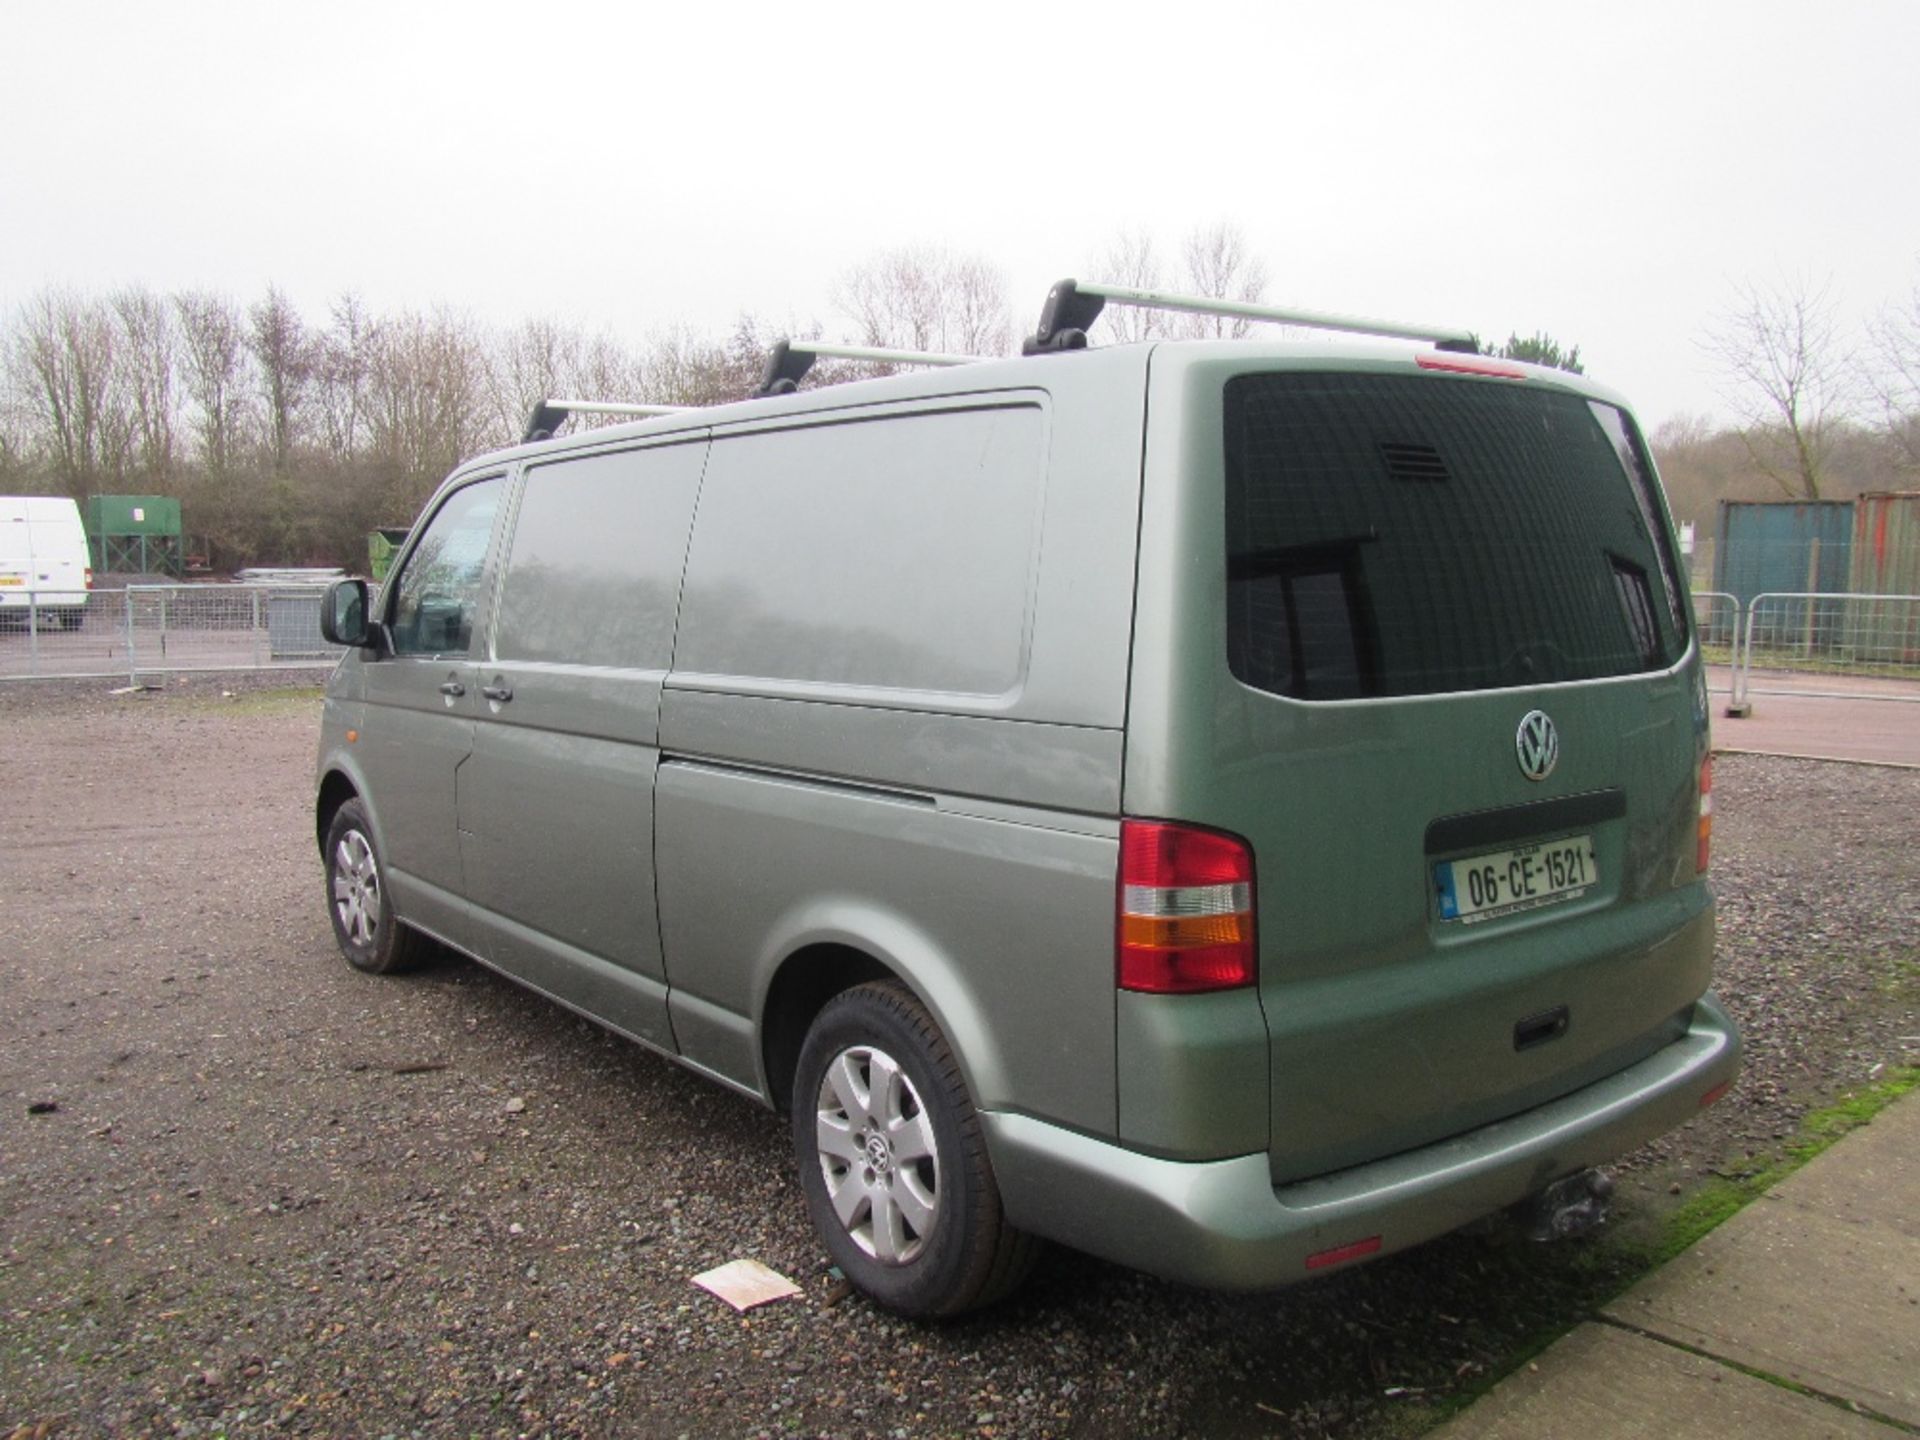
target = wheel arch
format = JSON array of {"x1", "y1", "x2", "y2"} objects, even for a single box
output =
[
  {"x1": 315, "y1": 768, "x2": 361, "y2": 857},
  {"x1": 753, "y1": 916, "x2": 1008, "y2": 1122}
]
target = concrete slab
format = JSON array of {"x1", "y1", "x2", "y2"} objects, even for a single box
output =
[
  {"x1": 1431, "y1": 1323, "x2": 1900, "y2": 1439},
  {"x1": 1766, "y1": 1096, "x2": 1920, "y2": 1242},
  {"x1": 1602, "y1": 1105, "x2": 1920, "y2": 1426}
]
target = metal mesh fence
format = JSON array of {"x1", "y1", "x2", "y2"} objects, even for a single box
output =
[
  {"x1": 1730, "y1": 591, "x2": 1920, "y2": 711},
  {"x1": 1743, "y1": 593, "x2": 1920, "y2": 677},
  {"x1": 0, "y1": 585, "x2": 345, "y2": 681}
]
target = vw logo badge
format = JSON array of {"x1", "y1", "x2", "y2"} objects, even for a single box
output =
[{"x1": 1515, "y1": 710, "x2": 1559, "y2": 781}]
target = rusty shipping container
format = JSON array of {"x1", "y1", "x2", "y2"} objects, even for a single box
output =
[{"x1": 1847, "y1": 492, "x2": 1920, "y2": 665}]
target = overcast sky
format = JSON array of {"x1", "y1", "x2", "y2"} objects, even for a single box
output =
[{"x1": 5, "y1": 0, "x2": 1916, "y2": 428}]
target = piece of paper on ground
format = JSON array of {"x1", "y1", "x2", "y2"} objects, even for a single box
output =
[{"x1": 690, "y1": 1258, "x2": 803, "y2": 1311}]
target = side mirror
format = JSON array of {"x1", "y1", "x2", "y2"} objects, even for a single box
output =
[{"x1": 321, "y1": 578, "x2": 371, "y2": 648}]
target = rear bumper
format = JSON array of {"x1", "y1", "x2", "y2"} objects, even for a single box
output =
[
  {"x1": 0, "y1": 591, "x2": 87, "y2": 607},
  {"x1": 983, "y1": 991, "x2": 1739, "y2": 1291}
]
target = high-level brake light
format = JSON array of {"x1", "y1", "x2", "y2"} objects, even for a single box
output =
[
  {"x1": 1117, "y1": 821, "x2": 1257, "y2": 994},
  {"x1": 1415, "y1": 353, "x2": 1528, "y2": 379}
]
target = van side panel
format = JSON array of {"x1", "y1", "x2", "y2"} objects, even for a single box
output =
[
  {"x1": 654, "y1": 761, "x2": 1121, "y2": 1135},
  {"x1": 655, "y1": 357, "x2": 1150, "y2": 1129},
  {"x1": 660, "y1": 691, "x2": 1123, "y2": 816}
]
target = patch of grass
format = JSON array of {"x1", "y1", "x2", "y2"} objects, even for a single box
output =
[
  {"x1": 182, "y1": 684, "x2": 324, "y2": 716},
  {"x1": 1743, "y1": 649, "x2": 1920, "y2": 681},
  {"x1": 1631, "y1": 1065, "x2": 1917, "y2": 1270},
  {"x1": 1883, "y1": 954, "x2": 1920, "y2": 1002}
]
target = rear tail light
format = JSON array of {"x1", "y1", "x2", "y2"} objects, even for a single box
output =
[
  {"x1": 84, "y1": 567, "x2": 94, "y2": 591},
  {"x1": 1697, "y1": 757, "x2": 1713, "y2": 873},
  {"x1": 1117, "y1": 820, "x2": 1256, "y2": 993}
]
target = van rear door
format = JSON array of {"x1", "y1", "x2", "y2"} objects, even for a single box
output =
[
  {"x1": 25, "y1": 498, "x2": 90, "y2": 605},
  {"x1": 1126, "y1": 355, "x2": 1713, "y2": 1184}
]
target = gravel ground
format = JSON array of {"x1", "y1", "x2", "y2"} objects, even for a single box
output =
[{"x1": 1, "y1": 676, "x2": 1914, "y2": 1440}]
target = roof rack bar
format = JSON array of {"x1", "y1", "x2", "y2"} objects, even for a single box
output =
[
  {"x1": 798, "y1": 341, "x2": 984, "y2": 368},
  {"x1": 522, "y1": 398, "x2": 692, "y2": 443},
  {"x1": 1023, "y1": 277, "x2": 1478, "y2": 354},
  {"x1": 756, "y1": 338, "x2": 985, "y2": 397},
  {"x1": 549, "y1": 399, "x2": 693, "y2": 417}
]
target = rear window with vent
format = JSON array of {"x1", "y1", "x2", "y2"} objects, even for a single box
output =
[{"x1": 1224, "y1": 372, "x2": 1688, "y2": 701}]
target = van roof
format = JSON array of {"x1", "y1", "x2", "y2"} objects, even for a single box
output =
[{"x1": 468, "y1": 336, "x2": 1633, "y2": 477}]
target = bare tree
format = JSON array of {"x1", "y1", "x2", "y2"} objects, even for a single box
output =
[
  {"x1": 249, "y1": 285, "x2": 314, "y2": 473},
  {"x1": 362, "y1": 307, "x2": 490, "y2": 507},
  {"x1": 1179, "y1": 222, "x2": 1269, "y2": 338},
  {"x1": 568, "y1": 330, "x2": 650, "y2": 430},
  {"x1": 1089, "y1": 228, "x2": 1171, "y2": 343},
  {"x1": 174, "y1": 290, "x2": 253, "y2": 475},
  {"x1": 490, "y1": 316, "x2": 578, "y2": 441},
  {"x1": 6, "y1": 289, "x2": 131, "y2": 495},
  {"x1": 1866, "y1": 279, "x2": 1920, "y2": 475},
  {"x1": 111, "y1": 287, "x2": 180, "y2": 483},
  {"x1": 639, "y1": 318, "x2": 771, "y2": 407},
  {"x1": 1702, "y1": 274, "x2": 1856, "y2": 500},
  {"x1": 314, "y1": 293, "x2": 378, "y2": 461},
  {"x1": 835, "y1": 247, "x2": 1013, "y2": 359}
]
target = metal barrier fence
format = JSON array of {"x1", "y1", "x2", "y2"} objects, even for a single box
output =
[
  {"x1": 1731, "y1": 591, "x2": 1920, "y2": 712},
  {"x1": 0, "y1": 585, "x2": 345, "y2": 682},
  {"x1": 1693, "y1": 590, "x2": 1740, "y2": 694}
]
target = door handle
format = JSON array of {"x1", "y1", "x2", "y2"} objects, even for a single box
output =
[
  {"x1": 481, "y1": 681, "x2": 514, "y2": 703},
  {"x1": 439, "y1": 679, "x2": 466, "y2": 698}
]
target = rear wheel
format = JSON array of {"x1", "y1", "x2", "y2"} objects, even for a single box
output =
[
  {"x1": 323, "y1": 798, "x2": 429, "y2": 974},
  {"x1": 792, "y1": 981, "x2": 1038, "y2": 1317}
]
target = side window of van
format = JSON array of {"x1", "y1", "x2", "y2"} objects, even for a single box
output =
[
  {"x1": 675, "y1": 405, "x2": 1044, "y2": 698},
  {"x1": 492, "y1": 443, "x2": 706, "y2": 670},
  {"x1": 387, "y1": 477, "x2": 502, "y2": 657}
]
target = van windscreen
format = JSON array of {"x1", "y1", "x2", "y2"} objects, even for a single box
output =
[{"x1": 1224, "y1": 372, "x2": 1687, "y2": 701}]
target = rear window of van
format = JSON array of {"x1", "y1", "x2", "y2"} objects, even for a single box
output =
[{"x1": 1224, "y1": 372, "x2": 1688, "y2": 701}]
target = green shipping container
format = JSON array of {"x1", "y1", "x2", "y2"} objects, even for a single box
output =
[
  {"x1": 86, "y1": 495, "x2": 181, "y2": 535},
  {"x1": 85, "y1": 494, "x2": 184, "y2": 576},
  {"x1": 368, "y1": 526, "x2": 411, "y2": 582}
]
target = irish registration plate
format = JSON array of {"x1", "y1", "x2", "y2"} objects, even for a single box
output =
[{"x1": 1435, "y1": 835, "x2": 1596, "y2": 923}]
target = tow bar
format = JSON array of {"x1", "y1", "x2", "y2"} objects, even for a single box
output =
[{"x1": 1523, "y1": 1168, "x2": 1614, "y2": 1241}]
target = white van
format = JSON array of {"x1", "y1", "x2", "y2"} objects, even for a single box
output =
[{"x1": 0, "y1": 496, "x2": 92, "y2": 627}]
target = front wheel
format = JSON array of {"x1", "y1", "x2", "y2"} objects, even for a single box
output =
[
  {"x1": 792, "y1": 981, "x2": 1038, "y2": 1317},
  {"x1": 323, "y1": 798, "x2": 429, "y2": 974}
]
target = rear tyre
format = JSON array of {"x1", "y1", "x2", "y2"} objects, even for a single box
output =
[
  {"x1": 792, "y1": 981, "x2": 1039, "y2": 1317},
  {"x1": 323, "y1": 798, "x2": 429, "y2": 974}
]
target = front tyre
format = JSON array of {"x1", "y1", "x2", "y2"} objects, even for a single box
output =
[
  {"x1": 323, "y1": 798, "x2": 429, "y2": 974},
  {"x1": 792, "y1": 981, "x2": 1038, "y2": 1317}
]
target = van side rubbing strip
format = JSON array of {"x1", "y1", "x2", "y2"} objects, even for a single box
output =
[
  {"x1": 1424, "y1": 789, "x2": 1627, "y2": 856},
  {"x1": 659, "y1": 756, "x2": 937, "y2": 809}
]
